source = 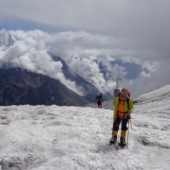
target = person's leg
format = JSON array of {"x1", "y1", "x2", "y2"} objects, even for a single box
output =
[
  {"x1": 99, "y1": 101, "x2": 102, "y2": 108},
  {"x1": 97, "y1": 101, "x2": 101, "y2": 108},
  {"x1": 100, "y1": 102, "x2": 103, "y2": 108},
  {"x1": 110, "y1": 118, "x2": 121, "y2": 143},
  {"x1": 120, "y1": 119, "x2": 128, "y2": 146}
]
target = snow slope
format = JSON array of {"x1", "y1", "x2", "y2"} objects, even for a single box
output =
[
  {"x1": 135, "y1": 85, "x2": 170, "y2": 104},
  {"x1": 0, "y1": 85, "x2": 170, "y2": 170}
]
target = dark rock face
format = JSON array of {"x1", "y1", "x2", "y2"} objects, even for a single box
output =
[{"x1": 0, "y1": 68, "x2": 88, "y2": 106}]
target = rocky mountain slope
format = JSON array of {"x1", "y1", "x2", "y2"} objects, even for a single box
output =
[{"x1": 0, "y1": 68, "x2": 88, "y2": 106}]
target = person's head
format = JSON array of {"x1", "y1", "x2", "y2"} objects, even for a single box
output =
[{"x1": 120, "y1": 88, "x2": 129, "y2": 99}]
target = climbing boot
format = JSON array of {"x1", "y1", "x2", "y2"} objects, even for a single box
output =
[
  {"x1": 110, "y1": 130, "x2": 118, "y2": 144},
  {"x1": 119, "y1": 130, "x2": 126, "y2": 147}
]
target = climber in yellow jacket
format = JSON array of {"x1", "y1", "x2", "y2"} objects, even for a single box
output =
[{"x1": 110, "y1": 88, "x2": 134, "y2": 147}]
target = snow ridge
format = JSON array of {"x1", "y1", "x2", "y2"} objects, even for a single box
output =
[{"x1": 135, "y1": 84, "x2": 170, "y2": 104}]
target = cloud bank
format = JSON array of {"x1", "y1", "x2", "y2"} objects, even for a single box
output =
[{"x1": 0, "y1": 29, "x2": 169, "y2": 97}]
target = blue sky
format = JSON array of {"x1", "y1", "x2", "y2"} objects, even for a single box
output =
[{"x1": 0, "y1": 18, "x2": 65, "y2": 33}]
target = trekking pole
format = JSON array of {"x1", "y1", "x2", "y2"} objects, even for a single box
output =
[
  {"x1": 127, "y1": 120, "x2": 130, "y2": 149},
  {"x1": 130, "y1": 119, "x2": 132, "y2": 129}
]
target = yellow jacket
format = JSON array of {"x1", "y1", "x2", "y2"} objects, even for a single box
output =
[{"x1": 113, "y1": 97, "x2": 134, "y2": 119}]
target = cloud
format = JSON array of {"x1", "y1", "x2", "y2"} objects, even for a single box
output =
[
  {"x1": 0, "y1": 0, "x2": 169, "y2": 97},
  {"x1": 1, "y1": 1, "x2": 170, "y2": 58},
  {"x1": 127, "y1": 59, "x2": 170, "y2": 97},
  {"x1": 0, "y1": 29, "x2": 169, "y2": 97},
  {"x1": 122, "y1": 58, "x2": 170, "y2": 98},
  {"x1": 1, "y1": 0, "x2": 170, "y2": 42},
  {"x1": 0, "y1": 30, "x2": 84, "y2": 95}
]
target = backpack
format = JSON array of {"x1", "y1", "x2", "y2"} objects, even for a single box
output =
[
  {"x1": 118, "y1": 89, "x2": 131, "y2": 109},
  {"x1": 117, "y1": 97, "x2": 130, "y2": 119},
  {"x1": 96, "y1": 93, "x2": 103, "y2": 102}
]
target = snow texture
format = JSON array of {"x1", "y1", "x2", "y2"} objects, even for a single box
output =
[{"x1": 0, "y1": 85, "x2": 170, "y2": 170}]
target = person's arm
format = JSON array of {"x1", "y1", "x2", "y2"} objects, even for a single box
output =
[
  {"x1": 129, "y1": 98, "x2": 134, "y2": 113},
  {"x1": 113, "y1": 97, "x2": 119, "y2": 120}
]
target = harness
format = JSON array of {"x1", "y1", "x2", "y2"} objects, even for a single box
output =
[{"x1": 117, "y1": 98, "x2": 130, "y2": 119}]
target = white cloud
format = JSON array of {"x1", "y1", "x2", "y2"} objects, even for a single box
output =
[
  {"x1": 1, "y1": 0, "x2": 170, "y2": 64},
  {"x1": 142, "y1": 61, "x2": 160, "y2": 74},
  {"x1": 0, "y1": 0, "x2": 168, "y2": 97},
  {"x1": 124, "y1": 59, "x2": 170, "y2": 98},
  {"x1": 0, "y1": 31, "x2": 84, "y2": 95},
  {"x1": 0, "y1": 30, "x2": 169, "y2": 97}
]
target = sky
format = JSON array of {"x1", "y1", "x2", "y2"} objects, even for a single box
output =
[
  {"x1": 0, "y1": 0, "x2": 170, "y2": 97},
  {"x1": 0, "y1": 85, "x2": 170, "y2": 169}
]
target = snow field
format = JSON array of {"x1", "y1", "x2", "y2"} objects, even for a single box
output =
[{"x1": 0, "y1": 85, "x2": 170, "y2": 170}]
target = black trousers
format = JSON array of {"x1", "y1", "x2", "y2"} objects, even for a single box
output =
[
  {"x1": 113, "y1": 118, "x2": 128, "y2": 131},
  {"x1": 97, "y1": 101, "x2": 102, "y2": 107}
]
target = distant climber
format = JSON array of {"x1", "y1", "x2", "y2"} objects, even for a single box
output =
[
  {"x1": 95, "y1": 93, "x2": 103, "y2": 108},
  {"x1": 110, "y1": 88, "x2": 134, "y2": 147}
]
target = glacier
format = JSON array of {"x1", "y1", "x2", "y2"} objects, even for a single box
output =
[{"x1": 0, "y1": 85, "x2": 170, "y2": 170}]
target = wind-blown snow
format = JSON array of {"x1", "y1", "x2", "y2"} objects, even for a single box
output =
[{"x1": 0, "y1": 85, "x2": 170, "y2": 169}]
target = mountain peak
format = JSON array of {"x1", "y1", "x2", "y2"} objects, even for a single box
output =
[{"x1": 0, "y1": 29, "x2": 14, "y2": 48}]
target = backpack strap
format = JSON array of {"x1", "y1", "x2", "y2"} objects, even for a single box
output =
[{"x1": 127, "y1": 98, "x2": 130, "y2": 111}]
